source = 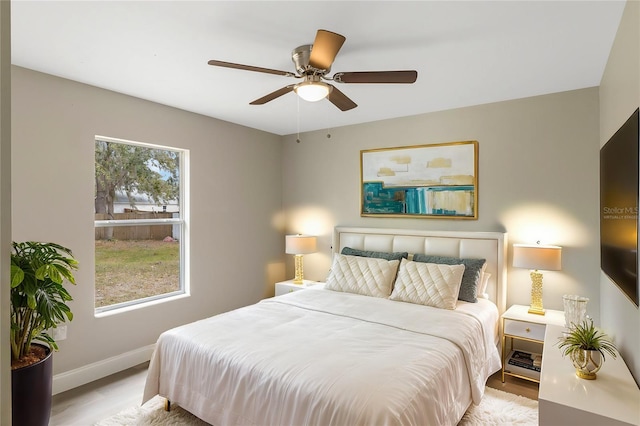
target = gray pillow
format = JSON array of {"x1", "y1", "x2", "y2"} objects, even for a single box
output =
[
  {"x1": 341, "y1": 246, "x2": 408, "y2": 262},
  {"x1": 412, "y1": 254, "x2": 486, "y2": 303}
]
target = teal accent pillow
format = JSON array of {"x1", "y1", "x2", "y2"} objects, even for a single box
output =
[
  {"x1": 341, "y1": 247, "x2": 408, "y2": 262},
  {"x1": 412, "y1": 254, "x2": 486, "y2": 303}
]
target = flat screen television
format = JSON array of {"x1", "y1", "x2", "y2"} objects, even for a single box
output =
[{"x1": 600, "y1": 107, "x2": 639, "y2": 307}]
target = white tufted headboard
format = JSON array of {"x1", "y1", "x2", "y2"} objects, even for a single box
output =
[{"x1": 333, "y1": 226, "x2": 508, "y2": 316}]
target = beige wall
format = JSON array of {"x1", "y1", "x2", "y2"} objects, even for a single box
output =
[
  {"x1": 283, "y1": 88, "x2": 601, "y2": 320},
  {"x1": 599, "y1": 0, "x2": 640, "y2": 384},
  {"x1": 11, "y1": 66, "x2": 284, "y2": 387}
]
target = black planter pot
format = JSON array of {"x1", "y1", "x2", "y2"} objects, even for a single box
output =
[{"x1": 11, "y1": 344, "x2": 53, "y2": 426}]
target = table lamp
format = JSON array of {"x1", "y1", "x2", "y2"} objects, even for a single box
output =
[
  {"x1": 513, "y1": 242, "x2": 562, "y2": 315},
  {"x1": 285, "y1": 235, "x2": 317, "y2": 284}
]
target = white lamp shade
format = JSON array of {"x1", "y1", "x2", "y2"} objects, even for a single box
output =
[
  {"x1": 285, "y1": 235, "x2": 317, "y2": 255},
  {"x1": 513, "y1": 244, "x2": 562, "y2": 271},
  {"x1": 294, "y1": 82, "x2": 330, "y2": 102}
]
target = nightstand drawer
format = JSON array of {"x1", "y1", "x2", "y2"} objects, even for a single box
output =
[{"x1": 504, "y1": 319, "x2": 545, "y2": 341}]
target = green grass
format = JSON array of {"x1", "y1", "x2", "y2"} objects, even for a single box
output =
[{"x1": 95, "y1": 240, "x2": 180, "y2": 308}]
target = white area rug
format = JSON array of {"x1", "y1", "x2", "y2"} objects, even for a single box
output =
[
  {"x1": 96, "y1": 387, "x2": 538, "y2": 426},
  {"x1": 459, "y1": 387, "x2": 538, "y2": 425}
]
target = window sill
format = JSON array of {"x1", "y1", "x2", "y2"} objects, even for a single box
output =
[{"x1": 94, "y1": 292, "x2": 190, "y2": 318}]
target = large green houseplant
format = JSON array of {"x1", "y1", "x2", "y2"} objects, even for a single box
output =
[
  {"x1": 10, "y1": 241, "x2": 78, "y2": 426},
  {"x1": 557, "y1": 318, "x2": 617, "y2": 380}
]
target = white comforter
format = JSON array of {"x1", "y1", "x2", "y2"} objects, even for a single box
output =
[{"x1": 143, "y1": 288, "x2": 501, "y2": 426}]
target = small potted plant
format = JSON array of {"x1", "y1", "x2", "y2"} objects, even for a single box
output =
[
  {"x1": 557, "y1": 318, "x2": 617, "y2": 380},
  {"x1": 10, "y1": 241, "x2": 79, "y2": 426}
]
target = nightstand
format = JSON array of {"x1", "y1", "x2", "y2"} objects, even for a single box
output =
[
  {"x1": 274, "y1": 280, "x2": 322, "y2": 297},
  {"x1": 501, "y1": 304, "x2": 565, "y2": 383}
]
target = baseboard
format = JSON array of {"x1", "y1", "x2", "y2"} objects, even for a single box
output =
[{"x1": 52, "y1": 344, "x2": 155, "y2": 395}]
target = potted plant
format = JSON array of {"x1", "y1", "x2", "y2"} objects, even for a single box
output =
[
  {"x1": 557, "y1": 318, "x2": 617, "y2": 380},
  {"x1": 10, "y1": 241, "x2": 79, "y2": 426}
]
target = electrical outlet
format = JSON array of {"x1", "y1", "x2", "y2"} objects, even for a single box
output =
[{"x1": 52, "y1": 325, "x2": 67, "y2": 341}]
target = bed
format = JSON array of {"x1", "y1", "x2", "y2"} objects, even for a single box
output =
[{"x1": 143, "y1": 227, "x2": 508, "y2": 425}]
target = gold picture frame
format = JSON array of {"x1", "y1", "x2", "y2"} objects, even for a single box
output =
[{"x1": 360, "y1": 141, "x2": 478, "y2": 219}]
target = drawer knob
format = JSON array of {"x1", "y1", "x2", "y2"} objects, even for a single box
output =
[{"x1": 525, "y1": 328, "x2": 530, "y2": 333}]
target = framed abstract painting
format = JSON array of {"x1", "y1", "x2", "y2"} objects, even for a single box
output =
[{"x1": 361, "y1": 141, "x2": 478, "y2": 219}]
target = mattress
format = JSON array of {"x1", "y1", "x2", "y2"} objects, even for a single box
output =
[{"x1": 143, "y1": 287, "x2": 501, "y2": 426}]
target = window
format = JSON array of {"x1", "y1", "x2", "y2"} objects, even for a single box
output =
[{"x1": 94, "y1": 136, "x2": 188, "y2": 313}]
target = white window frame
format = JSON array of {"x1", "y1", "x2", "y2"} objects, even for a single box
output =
[{"x1": 94, "y1": 135, "x2": 189, "y2": 315}]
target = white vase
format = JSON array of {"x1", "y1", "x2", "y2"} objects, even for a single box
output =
[{"x1": 563, "y1": 294, "x2": 589, "y2": 329}]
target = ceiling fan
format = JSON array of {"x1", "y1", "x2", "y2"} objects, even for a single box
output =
[{"x1": 208, "y1": 29, "x2": 418, "y2": 111}]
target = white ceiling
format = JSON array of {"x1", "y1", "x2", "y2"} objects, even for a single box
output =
[{"x1": 11, "y1": 1, "x2": 626, "y2": 136}]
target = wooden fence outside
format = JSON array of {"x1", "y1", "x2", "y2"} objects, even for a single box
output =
[{"x1": 95, "y1": 212, "x2": 174, "y2": 240}]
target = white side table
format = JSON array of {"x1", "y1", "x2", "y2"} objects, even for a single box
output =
[
  {"x1": 501, "y1": 304, "x2": 565, "y2": 383},
  {"x1": 275, "y1": 280, "x2": 323, "y2": 297},
  {"x1": 539, "y1": 324, "x2": 640, "y2": 426}
]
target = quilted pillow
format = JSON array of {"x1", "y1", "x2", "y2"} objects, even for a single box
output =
[
  {"x1": 390, "y1": 259, "x2": 465, "y2": 309},
  {"x1": 325, "y1": 253, "x2": 400, "y2": 298},
  {"x1": 412, "y1": 254, "x2": 486, "y2": 303},
  {"x1": 341, "y1": 246, "x2": 408, "y2": 261}
]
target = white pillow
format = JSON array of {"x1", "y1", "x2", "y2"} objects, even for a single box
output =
[
  {"x1": 325, "y1": 253, "x2": 400, "y2": 298},
  {"x1": 390, "y1": 259, "x2": 465, "y2": 309},
  {"x1": 477, "y1": 272, "x2": 491, "y2": 299}
]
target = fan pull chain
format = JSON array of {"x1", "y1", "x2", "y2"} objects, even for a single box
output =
[{"x1": 296, "y1": 96, "x2": 301, "y2": 143}]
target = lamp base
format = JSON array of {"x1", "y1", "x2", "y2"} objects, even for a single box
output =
[
  {"x1": 293, "y1": 254, "x2": 304, "y2": 284},
  {"x1": 528, "y1": 306, "x2": 546, "y2": 315},
  {"x1": 529, "y1": 270, "x2": 546, "y2": 315}
]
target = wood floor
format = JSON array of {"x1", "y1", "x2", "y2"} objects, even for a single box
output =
[
  {"x1": 49, "y1": 363, "x2": 539, "y2": 425},
  {"x1": 486, "y1": 371, "x2": 539, "y2": 401},
  {"x1": 50, "y1": 362, "x2": 149, "y2": 426}
]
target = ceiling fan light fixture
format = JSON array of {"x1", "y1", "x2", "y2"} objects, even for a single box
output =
[
  {"x1": 208, "y1": 29, "x2": 417, "y2": 112},
  {"x1": 294, "y1": 81, "x2": 330, "y2": 102}
]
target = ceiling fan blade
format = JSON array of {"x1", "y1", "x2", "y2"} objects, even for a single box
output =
[
  {"x1": 208, "y1": 60, "x2": 296, "y2": 77},
  {"x1": 250, "y1": 85, "x2": 295, "y2": 105},
  {"x1": 308, "y1": 30, "x2": 346, "y2": 70},
  {"x1": 333, "y1": 70, "x2": 418, "y2": 84},
  {"x1": 327, "y1": 85, "x2": 357, "y2": 111}
]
